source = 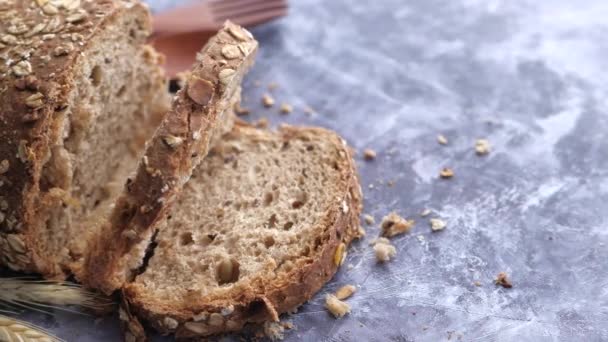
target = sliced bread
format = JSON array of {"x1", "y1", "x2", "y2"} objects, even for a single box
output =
[
  {"x1": 122, "y1": 122, "x2": 363, "y2": 338},
  {"x1": 80, "y1": 22, "x2": 259, "y2": 293},
  {"x1": 0, "y1": 0, "x2": 170, "y2": 278}
]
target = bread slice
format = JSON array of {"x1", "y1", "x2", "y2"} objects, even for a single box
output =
[
  {"x1": 80, "y1": 22, "x2": 259, "y2": 293},
  {"x1": 0, "y1": 0, "x2": 170, "y2": 278},
  {"x1": 122, "y1": 122, "x2": 363, "y2": 338}
]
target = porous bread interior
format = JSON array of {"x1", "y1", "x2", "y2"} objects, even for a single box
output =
[
  {"x1": 134, "y1": 126, "x2": 345, "y2": 302},
  {"x1": 37, "y1": 11, "x2": 169, "y2": 272}
]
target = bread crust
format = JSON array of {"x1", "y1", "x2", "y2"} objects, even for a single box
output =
[
  {"x1": 123, "y1": 122, "x2": 363, "y2": 338},
  {"x1": 0, "y1": 0, "x2": 157, "y2": 277},
  {"x1": 80, "y1": 22, "x2": 258, "y2": 293}
]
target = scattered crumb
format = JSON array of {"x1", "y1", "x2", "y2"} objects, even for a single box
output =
[
  {"x1": 368, "y1": 184, "x2": 374, "y2": 189},
  {"x1": 363, "y1": 214, "x2": 375, "y2": 225},
  {"x1": 357, "y1": 226, "x2": 366, "y2": 237},
  {"x1": 363, "y1": 149, "x2": 376, "y2": 160},
  {"x1": 372, "y1": 238, "x2": 397, "y2": 262},
  {"x1": 474, "y1": 281, "x2": 481, "y2": 287},
  {"x1": 387, "y1": 180, "x2": 395, "y2": 187},
  {"x1": 475, "y1": 139, "x2": 491, "y2": 155},
  {"x1": 347, "y1": 264, "x2": 354, "y2": 270},
  {"x1": 263, "y1": 321, "x2": 286, "y2": 341},
  {"x1": 420, "y1": 209, "x2": 431, "y2": 217},
  {"x1": 262, "y1": 94, "x2": 275, "y2": 107},
  {"x1": 495, "y1": 272, "x2": 513, "y2": 288},
  {"x1": 381, "y1": 212, "x2": 415, "y2": 237},
  {"x1": 335, "y1": 284, "x2": 356, "y2": 300},
  {"x1": 417, "y1": 235, "x2": 425, "y2": 243},
  {"x1": 437, "y1": 134, "x2": 448, "y2": 145},
  {"x1": 430, "y1": 218, "x2": 447, "y2": 232},
  {"x1": 282, "y1": 322, "x2": 294, "y2": 330},
  {"x1": 280, "y1": 103, "x2": 293, "y2": 114},
  {"x1": 325, "y1": 294, "x2": 351, "y2": 318},
  {"x1": 268, "y1": 82, "x2": 278, "y2": 91},
  {"x1": 255, "y1": 117, "x2": 269, "y2": 129},
  {"x1": 440, "y1": 167, "x2": 454, "y2": 179},
  {"x1": 234, "y1": 103, "x2": 250, "y2": 116}
]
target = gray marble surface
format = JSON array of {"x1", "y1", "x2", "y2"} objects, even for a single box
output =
[{"x1": 18, "y1": 0, "x2": 608, "y2": 341}]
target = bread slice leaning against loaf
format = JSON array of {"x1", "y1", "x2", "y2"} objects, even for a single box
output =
[
  {"x1": 0, "y1": 0, "x2": 170, "y2": 278},
  {"x1": 122, "y1": 121, "x2": 363, "y2": 338},
  {"x1": 79, "y1": 22, "x2": 259, "y2": 293}
]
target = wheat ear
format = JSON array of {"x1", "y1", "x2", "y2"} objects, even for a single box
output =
[
  {"x1": 0, "y1": 278, "x2": 113, "y2": 314},
  {"x1": 0, "y1": 314, "x2": 63, "y2": 342}
]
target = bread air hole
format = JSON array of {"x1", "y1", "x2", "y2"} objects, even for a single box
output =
[
  {"x1": 90, "y1": 66, "x2": 102, "y2": 87},
  {"x1": 180, "y1": 232, "x2": 194, "y2": 246},
  {"x1": 216, "y1": 258, "x2": 240, "y2": 285},
  {"x1": 264, "y1": 236, "x2": 275, "y2": 248},
  {"x1": 283, "y1": 221, "x2": 294, "y2": 230},
  {"x1": 268, "y1": 214, "x2": 278, "y2": 228}
]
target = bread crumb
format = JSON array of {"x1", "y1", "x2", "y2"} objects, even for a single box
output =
[
  {"x1": 437, "y1": 134, "x2": 448, "y2": 145},
  {"x1": 268, "y1": 82, "x2": 278, "y2": 91},
  {"x1": 381, "y1": 212, "x2": 414, "y2": 237},
  {"x1": 255, "y1": 117, "x2": 269, "y2": 129},
  {"x1": 473, "y1": 281, "x2": 481, "y2": 287},
  {"x1": 363, "y1": 214, "x2": 375, "y2": 225},
  {"x1": 368, "y1": 184, "x2": 374, "y2": 189},
  {"x1": 334, "y1": 242, "x2": 347, "y2": 266},
  {"x1": 495, "y1": 272, "x2": 512, "y2": 288},
  {"x1": 263, "y1": 321, "x2": 286, "y2": 341},
  {"x1": 387, "y1": 180, "x2": 395, "y2": 187},
  {"x1": 280, "y1": 103, "x2": 293, "y2": 114},
  {"x1": 430, "y1": 218, "x2": 446, "y2": 232},
  {"x1": 325, "y1": 294, "x2": 350, "y2": 318},
  {"x1": 372, "y1": 238, "x2": 396, "y2": 262},
  {"x1": 417, "y1": 235, "x2": 425, "y2": 243},
  {"x1": 363, "y1": 149, "x2": 376, "y2": 160},
  {"x1": 475, "y1": 139, "x2": 491, "y2": 155},
  {"x1": 440, "y1": 168, "x2": 454, "y2": 178},
  {"x1": 262, "y1": 94, "x2": 275, "y2": 107},
  {"x1": 420, "y1": 209, "x2": 431, "y2": 217},
  {"x1": 335, "y1": 284, "x2": 356, "y2": 300}
]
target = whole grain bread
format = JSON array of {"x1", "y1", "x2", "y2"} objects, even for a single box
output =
[
  {"x1": 0, "y1": 0, "x2": 170, "y2": 278},
  {"x1": 80, "y1": 22, "x2": 259, "y2": 293},
  {"x1": 122, "y1": 121, "x2": 363, "y2": 338}
]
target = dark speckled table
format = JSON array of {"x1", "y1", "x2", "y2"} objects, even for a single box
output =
[{"x1": 19, "y1": 0, "x2": 608, "y2": 341}]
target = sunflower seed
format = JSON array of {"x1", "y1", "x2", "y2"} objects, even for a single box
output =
[
  {"x1": 6, "y1": 235, "x2": 25, "y2": 254},
  {"x1": 221, "y1": 45, "x2": 241, "y2": 59},
  {"x1": 25, "y1": 93, "x2": 45, "y2": 108},
  {"x1": 162, "y1": 135, "x2": 184, "y2": 149},
  {"x1": 218, "y1": 68, "x2": 236, "y2": 85},
  {"x1": 12, "y1": 61, "x2": 32, "y2": 77},
  {"x1": 42, "y1": 3, "x2": 59, "y2": 15},
  {"x1": 0, "y1": 34, "x2": 18, "y2": 45}
]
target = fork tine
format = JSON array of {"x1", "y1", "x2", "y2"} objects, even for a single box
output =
[
  {"x1": 214, "y1": 2, "x2": 287, "y2": 22},
  {"x1": 210, "y1": 0, "x2": 286, "y2": 13},
  {"x1": 219, "y1": 8, "x2": 287, "y2": 27}
]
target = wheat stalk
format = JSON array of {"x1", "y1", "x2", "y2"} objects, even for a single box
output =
[
  {"x1": 0, "y1": 278, "x2": 113, "y2": 315},
  {"x1": 0, "y1": 314, "x2": 63, "y2": 342}
]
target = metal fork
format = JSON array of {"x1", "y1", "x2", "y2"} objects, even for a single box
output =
[{"x1": 152, "y1": 0, "x2": 288, "y2": 38}]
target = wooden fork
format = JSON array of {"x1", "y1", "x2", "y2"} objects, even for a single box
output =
[{"x1": 152, "y1": 0, "x2": 288, "y2": 39}]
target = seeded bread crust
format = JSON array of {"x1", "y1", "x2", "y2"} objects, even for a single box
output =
[
  {"x1": 0, "y1": 0, "x2": 159, "y2": 277},
  {"x1": 80, "y1": 22, "x2": 258, "y2": 294},
  {"x1": 123, "y1": 122, "x2": 364, "y2": 338}
]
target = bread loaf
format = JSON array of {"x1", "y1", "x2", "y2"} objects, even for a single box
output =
[
  {"x1": 0, "y1": 0, "x2": 170, "y2": 278},
  {"x1": 123, "y1": 121, "x2": 363, "y2": 338}
]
